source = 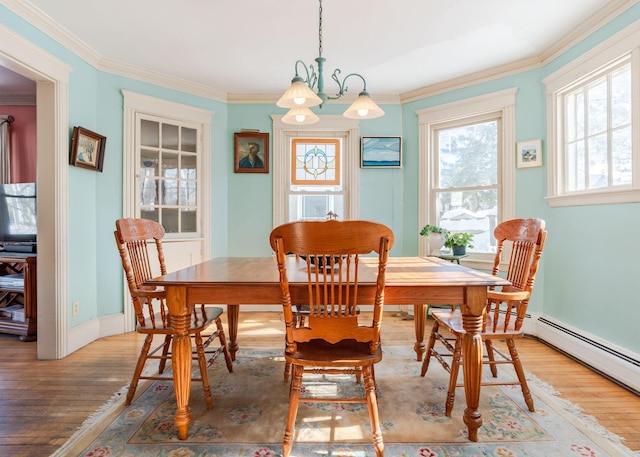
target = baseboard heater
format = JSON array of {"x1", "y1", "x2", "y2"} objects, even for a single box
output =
[{"x1": 531, "y1": 315, "x2": 640, "y2": 395}]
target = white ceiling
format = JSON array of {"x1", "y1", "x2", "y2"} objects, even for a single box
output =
[{"x1": 0, "y1": 0, "x2": 624, "y2": 98}]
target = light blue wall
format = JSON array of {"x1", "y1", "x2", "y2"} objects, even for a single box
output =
[
  {"x1": 227, "y1": 103, "x2": 404, "y2": 257},
  {"x1": 2, "y1": 3, "x2": 639, "y2": 353}
]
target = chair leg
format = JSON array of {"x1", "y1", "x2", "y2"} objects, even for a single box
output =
[
  {"x1": 507, "y1": 338, "x2": 535, "y2": 412},
  {"x1": 284, "y1": 361, "x2": 292, "y2": 383},
  {"x1": 485, "y1": 339, "x2": 498, "y2": 377},
  {"x1": 194, "y1": 332, "x2": 214, "y2": 409},
  {"x1": 363, "y1": 365, "x2": 384, "y2": 457},
  {"x1": 283, "y1": 364, "x2": 302, "y2": 457},
  {"x1": 420, "y1": 319, "x2": 440, "y2": 376},
  {"x1": 158, "y1": 334, "x2": 172, "y2": 374},
  {"x1": 126, "y1": 334, "x2": 153, "y2": 405},
  {"x1": 215, "y1": 317, "x2": 234, "y2": 373},
  {"x1": 445, "y1": 336, "x2": 463, "y2": 416}
]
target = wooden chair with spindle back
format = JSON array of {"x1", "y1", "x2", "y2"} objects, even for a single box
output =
[
  {"x1": 114, "y1": 218, "x2": 233, "y2": 407},
  {"x1": 270, "y1": 219, "x2": 394, "y2": 457},
  {"x1": 421, "y1": 218, "x2": 547, "y2": 416}
]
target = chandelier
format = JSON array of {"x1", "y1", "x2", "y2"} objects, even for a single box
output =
[{"x1": 276, "y1": 0, "x2": 385, "y2": 125}]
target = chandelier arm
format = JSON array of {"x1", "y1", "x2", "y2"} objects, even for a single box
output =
[
  {"x1": 326, "y1": 72, "x2": 368, "y2": 101},
  {"x1": 293, "y1": 60, "x2": 318, "y2": 90}
]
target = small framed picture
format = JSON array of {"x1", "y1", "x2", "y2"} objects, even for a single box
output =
[
  {"x1": 69, "y1": 126, "x2": 107, "y2": 172},
  {"x1": 516, "y1": 139, "x2": 542, "y2": 168},
  {"x1": 361, "y1": 136, "x2": 402, "y2": 168},
  {"x1": 234, "y1": 132, "x2": 269, "y2": 173}
]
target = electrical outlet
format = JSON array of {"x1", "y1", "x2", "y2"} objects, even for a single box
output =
[{"x1": 72, "y1": 301, "x2": 79, "y2": 316}]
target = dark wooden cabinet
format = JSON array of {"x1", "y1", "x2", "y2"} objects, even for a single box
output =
[{"x1": 0, "y1": 252, "x2": 36, "y2": 341}]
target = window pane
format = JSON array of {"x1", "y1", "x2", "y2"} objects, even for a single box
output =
[
  {"x1": 162, "y1": 208, "x2": 179, "y2": 233},
  {"x1": 438, "y1": 121, "x2": 497, "y2": 188},
  {"x1": 180, "y1": 181, "x2": 197, "y2": 206},
  {"x1": 288, "y1": 194, "x2": 344, "y2": 221},
  {"x1": 162, "y1": 179, "x2": 179, "y2": 205},
  {"x1": 611, "y1": 68, "x2": 631, "y2": 128},
  {"x1": 162, "y1": 124, "x2": 179, "y2": 150},
  {"x1": 140, "y1": 120, "x2": 159, "y2": 147},
  {"x1": 162, "y1": 152, "x2": 179, "y2": 178},
  {"x1": 181, "y1": 155, "x2": 197, "y2": 179},
  {"x1": 587, "y1": 79, "x2": 607, "y2": 135},
  {"x1": 436, "y1": 189, "x2": 498, "y2": 253},
  {"x1": 588, "y1": 134, "x2": 608, "y2": 189},
  {"x1": 181, "y1": 127, "x2": 197, "y2": 152},
  {"x1": 140, "y1": 178, "x2": 158, "y2": 205},
  {"x1": 612, "y1": 125, "x2": 632, "y2": 186},
  {"x1": 181, "y1": 209, "x2": 197, "y2": 232}
]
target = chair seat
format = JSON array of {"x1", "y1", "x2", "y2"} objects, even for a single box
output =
[
  {"x1": 137, "y1": 305, "x2": 224, "y2": 335},
  {"x1": 285, "y1": 339, "x2": 382, "y2": 367},
  {"x1": 432, "y1": 309, "x2": 524, "y2": 338}
]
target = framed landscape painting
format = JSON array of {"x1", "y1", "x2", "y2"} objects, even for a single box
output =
[{"x1": 361, "y1": 136, "x2": 402, "y2": 168}]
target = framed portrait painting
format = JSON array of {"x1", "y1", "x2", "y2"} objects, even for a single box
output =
[
  {"x1": 516, "y1": 139, "x2": 542, "y2": 168},
  {"x1": 234, "y1": 132, "x2": 269, "y2": 173},
  {"x1": 69, "y1": 126, "x2": 107, "y2": 172}
]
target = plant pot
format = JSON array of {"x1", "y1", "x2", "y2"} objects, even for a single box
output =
[
  {"x1": 427, "y1": 233, "x2": 444, "y2": 255},
  {"x1": 428, "y1": 233, "x2": 446, "y2": 255},
  {"x1": 452, "y1": 244, "x2": 466, "y2": 256}
]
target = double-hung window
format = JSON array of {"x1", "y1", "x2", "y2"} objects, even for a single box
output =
[
  {"x1": 417, "y1": 89, "x2": 516, "y2": 263},
  {"x1": 544, "y1": 25, "x2": 640, "y2": 206}
]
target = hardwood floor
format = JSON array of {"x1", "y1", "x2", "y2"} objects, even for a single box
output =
[{"x1": 0, "y1": 311, "x2": 638, "y2": 456}]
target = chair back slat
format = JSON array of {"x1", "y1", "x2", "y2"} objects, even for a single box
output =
[
  {"x1": 270, "y1": 220, "x2": 394, "y2": 355},
  {"x1": 486, "y1": 218, "x2": 546, "y2": 333},
  {"x1": 114, "y1": 218, "x2": 168, "y2": 328}
]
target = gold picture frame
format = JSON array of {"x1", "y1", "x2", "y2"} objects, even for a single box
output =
[{"x1": 234, "y1": 132, "x2": 269, "y2": 173}]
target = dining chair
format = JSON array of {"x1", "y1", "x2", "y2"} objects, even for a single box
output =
[
  {"x1": 114, "y1": 218, "x2": 233, "y2": 407},
  {"x1": 421, "y1": 218, "x2": 547, "y2": 416},
  {"x1": 270, "y1": 220, "x2": 394, "y2": 457}
]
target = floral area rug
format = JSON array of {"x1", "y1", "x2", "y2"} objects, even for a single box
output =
[{"x1": 55, "y1": 347, "x2": 636, "y2": 457}]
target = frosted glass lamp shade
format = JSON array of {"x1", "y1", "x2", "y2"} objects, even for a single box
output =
[
  {"x1": 276, "y1": 80, "x2": 323, "y2": 109},
  {"x1": 281, "y1": 107, "x2": 320, "y2": 125},
  {"x1": 343, "y1": 92, "x2": 384, "y2": 120}
]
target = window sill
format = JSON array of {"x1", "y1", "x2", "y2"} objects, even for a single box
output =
[{"x1": 546, "y1": 188, "x2": 640, "y2": 207}]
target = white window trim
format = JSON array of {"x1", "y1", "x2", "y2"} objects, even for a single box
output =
[
  {"x1": 271, "y1": 115, "x2": 360, "y2": 227},
  {"x1": 417, "y1": 88, "x2": 516, "y2": 269},
  {"x1": 544, "y1": 21, "x2": 640, "y2": 207}
]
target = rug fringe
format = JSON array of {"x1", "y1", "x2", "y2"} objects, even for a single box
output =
[{"x1": 526, "y1": 371, "x2": 640, "y2": 456}]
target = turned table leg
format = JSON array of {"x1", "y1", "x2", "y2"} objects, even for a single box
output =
[
  {"x1": 227, "y1": 304, "x2": 240, "y2": 361},
  {"x1": 413, "y1": 304, "x2": 426, "y2": 361},
  {"x1": 165, "y1": 286, "x2": 192, "y2": 440},
  {"x1": 460, "y1": 286, "x2": 487, "y2": 442}
]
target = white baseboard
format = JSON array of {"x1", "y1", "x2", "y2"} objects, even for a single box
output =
[
  {"x1": 529, "y1": 313, "x2": 640, "y2": 394},
  {"x1": 68, "y1": 313, "x2": 126, "y2": 354}
]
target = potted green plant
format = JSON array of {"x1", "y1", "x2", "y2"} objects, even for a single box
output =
[
  {"x1": 444, "y1": 232, "x2": 474, "y2": 256},
  {"x1": 420, "y1": 224, "x2": 449, "y2": 255}
]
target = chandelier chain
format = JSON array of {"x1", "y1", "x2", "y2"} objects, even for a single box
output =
[{"x1": 318, "y1": 0, "x2": 323, "y2": 58}]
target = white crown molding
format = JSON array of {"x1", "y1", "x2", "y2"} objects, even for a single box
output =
[
  {"x1": 401, "y1": 0, "x2": 639, "y2": 103},
  {"x1": 100, "y1": 58, "x2": 227, "y2": 102},
  {"x1": 402, "y1": 56, "x2": 540, "y2": 103},
  {"x1": 0, "y1": 94, "x2": 36, "y2": 105}
]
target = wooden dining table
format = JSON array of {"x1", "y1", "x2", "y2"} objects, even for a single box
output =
[{"x1": 147, "y1": 255, "x2": 508, "y2": 442}]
